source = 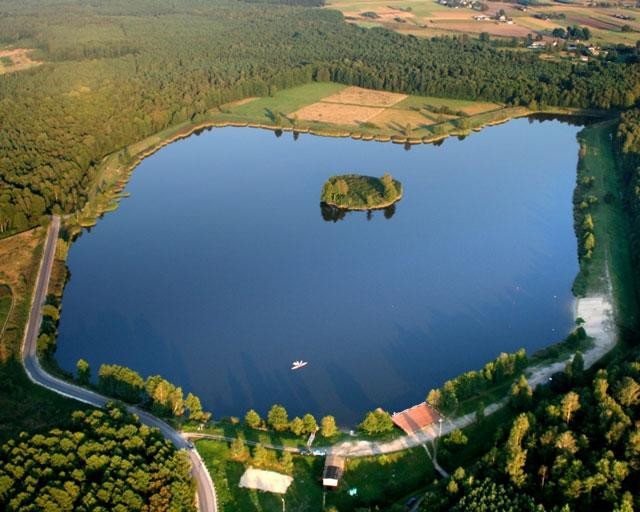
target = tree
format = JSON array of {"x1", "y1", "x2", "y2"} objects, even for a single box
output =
[
  {"x1": 427, "y1": 388, "x2": 441, "y2": 408},
  {"x1": 321, "y1": 416, "x2": 338, "y2": 438},
  {"x1": 229, "y1": 436, "x2": 250, "y2": 462},
  {"x1": 570, "y1": 351, "x2": 584, "y2": 378},
  {"x1": 561, "y1": 391, "x2": 581, "y2": 423},
  {"x1": 616, "y1": 376, "x2": 640, "y2": 407},
  {"x1": 510, "y1": 374, "x2": 533, "y2": 410},
  {"x1": 245, "y1": 409, "x2": 262, "y2": 429},
  {"x1": 289, "y1": 416, "x2": 304, "y2": 436},
  {"x1": 76, "y1": 359, "x2": 90, "y2": 385},
  {"x1": 302, "y1": 413, "x2": 317, "y2": 434},
  {"x1": 359, "y1": 409, "x2": 393, "y2": 435},
  {"x1": 280, "y1": 451, "x2": 294, "y2": 474},
  {"x1": 185, "y1": 392, "x2": 210, "y2": 422},
  {"x1": 380, "y1": 173, "x2": 397, "y2": 201},
  {"x1": 267, "y1": 404, "x2": 289, "y2": 432},
  {"x1": 440, "y1": 381, "x2": 459, "y2": 413},
  {"x1": 360, "y1": 411, "x2": 379, "y2": 435},
  {"x1": 505, "y1": 414, "x2": 530, "y2": 487}
]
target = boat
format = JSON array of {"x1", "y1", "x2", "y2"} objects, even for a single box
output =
[{"x1": 291, "y1": 360, "x2": 308, "y2": 370}]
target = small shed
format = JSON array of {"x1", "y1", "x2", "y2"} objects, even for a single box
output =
[{"x1": 323, "y1": 455, "x2": 346, "y2": 487}]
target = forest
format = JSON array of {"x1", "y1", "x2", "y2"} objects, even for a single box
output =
[
  {"x1": 420, "y1": 348, "x2": 640, "y2": 511},
  {"x1": 1, "y1": 0, "x2": 640, "y2": 236},
  {"x1": 0, "y1": 405, "x2": 195, "y2": 512}
]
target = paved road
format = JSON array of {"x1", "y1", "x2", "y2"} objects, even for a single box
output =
[{"x1": 20, "y1": 216, "x2": 217, "y2": 512}]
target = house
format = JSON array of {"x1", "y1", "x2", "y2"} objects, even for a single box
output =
[
  {"x1": 323, "y1": 455, "x2": 346, "y2": 487},
  {"x1": 527, "y1": 41, "x2": 546, "y2": 50}
]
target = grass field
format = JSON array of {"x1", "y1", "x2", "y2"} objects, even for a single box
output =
[
  {"x1": 326, "y1": 0, "x2": 640, "y2": 46},
  {"x1": 218, "y1": 82, "x2": 505, "y2": 138},
  {"x1": 573, "y1": 121, "x2": 639, "y2": 332},
  {"x1": 196, "y1": 438, "x2": 436, "y2": 512},
  {"x1": 0, "y1": 226, "x2": 85, "y2": 439}
]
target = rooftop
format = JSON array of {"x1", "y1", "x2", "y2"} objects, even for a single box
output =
[{"x1": 391, "y1": 402, "x2": 441, "y2": 434}]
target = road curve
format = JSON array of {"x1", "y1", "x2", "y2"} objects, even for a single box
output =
[{"x1": 21, "y1": 216, "x2": 217, "y2": 512}]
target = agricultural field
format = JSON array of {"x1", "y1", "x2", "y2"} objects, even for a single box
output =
[
  {"x1": 326, "y1": 0, "x2": 640, "y2": 46},
  {"x1": 218, "y1": 82, "x2": 505, "y2": 139}
]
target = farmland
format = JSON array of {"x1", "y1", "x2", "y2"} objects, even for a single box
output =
[{"x1": 327, "y1": 0, "x2": 640, "y2": 46}]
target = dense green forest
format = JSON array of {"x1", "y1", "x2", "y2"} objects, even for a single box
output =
[
  {"x1": 1, "y1": 0, "x2": 640, "y2": 236},
  {"x1": 617, "y1": 110, "x2": 640, "y2": 301},
  {"x1": 0, "y1": 405, "x2": 195, "y2": 512},
  {"x1": 420, "y1": 350, "x2": 640, "y2": 511}
]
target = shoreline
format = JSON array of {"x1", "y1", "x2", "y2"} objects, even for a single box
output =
[
  {"x1": 53, "y1": 106, "x2": 618, "y2": 437},
  {"x1": 321, "y1": 191, "x2": 403, "y2": 211},
  {"x1": 70, "y1": 104, "x2": 609, "y2": 233}
]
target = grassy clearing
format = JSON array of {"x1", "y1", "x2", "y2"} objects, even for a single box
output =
[
  {"x1": 0, "y1": 226, "x2": 85, "y2": 439},
  {"x1": 196, "y1": 439, "x2": 323, "y2": 512},
  {"x1": 227, "y1": 82, "x2": 346, "y2": 118},
  {"x1": 196, "y1": 438, "x2": 436, "y2": 512}
]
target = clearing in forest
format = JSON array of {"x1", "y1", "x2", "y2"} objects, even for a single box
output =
[
  {"x1": 292, "y1": 86, "x2": 407, "y2": 126},
  {"x1": 0, "y1": 49, "x2": 41, "y2": 75}
]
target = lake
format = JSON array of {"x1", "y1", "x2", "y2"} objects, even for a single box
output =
[{"x1": 56, "y1": 118, "x2": 581, "y2": 425}]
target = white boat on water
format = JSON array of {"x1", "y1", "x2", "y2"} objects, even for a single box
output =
[{"x1": 291, "y1": 360, "x2": 308, "y2": 370}]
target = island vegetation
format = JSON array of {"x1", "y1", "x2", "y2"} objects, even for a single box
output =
[{"x1": 321, "y1": 173, "x2": 402, "y2": 210}]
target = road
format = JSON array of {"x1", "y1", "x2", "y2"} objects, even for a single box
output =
[{"x1": 20, "y1": 216, "x2": 217, "y2": 512}]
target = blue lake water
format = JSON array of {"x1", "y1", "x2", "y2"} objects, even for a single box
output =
[{"x1": 56, "y1": 118, "x2": 581, "y2": 424}]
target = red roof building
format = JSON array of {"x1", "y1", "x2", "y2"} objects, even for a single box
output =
[{"x1": 392, "y1": 402, "x2": 441, "y2": 434}]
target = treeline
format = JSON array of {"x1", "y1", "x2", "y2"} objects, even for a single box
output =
[
  {"x1": 617, "y1": 109, "x2": 640, "y2": 294},
  {"x1": 421, "y1": 348, "x2": 640, "y2": 511},
  {"x1": 94, "y1": 363, "x2": 211, "y2": 422},
  {"x1": 1, "y1": 0, "x2": 640, "y2": 236},
  {"x1": 0, "y1": 405, "x2": 195, "y2": 512},
  {"x1": 243, "y1": 403, "x2": 395, "y2": 437},
  {"x1": 244, "y1": 405, "x2": 339, "y2": 438},
  {"x1": 427, "y1": 349, "x2": 528, "y2": 415}
]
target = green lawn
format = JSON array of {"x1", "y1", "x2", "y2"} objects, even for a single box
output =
[
  {"x1": 227, "y1": 82, "x2": 346, "y2": 119},
  {"x1": 196, "y1": 439, "x2": 324, "y2": 512},
  {"x1": 196, "y1": 438, "x2": 436, "y2": 512}
]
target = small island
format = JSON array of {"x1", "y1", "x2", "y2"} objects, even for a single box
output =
[{"x1": 320, "y1": 173, "x2": 403, "y2": 211}]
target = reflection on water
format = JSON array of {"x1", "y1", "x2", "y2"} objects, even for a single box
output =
[
  {"x1": 320, "y1": 203, "x2": 397, "y2": 222},
  {"x1": 56, "y1": 118, "x2": 582, "y2": 424}
]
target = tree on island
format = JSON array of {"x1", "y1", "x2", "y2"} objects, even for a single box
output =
[{"x1": 381, "y1": 173, "x2": 397, "y2": 201}]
